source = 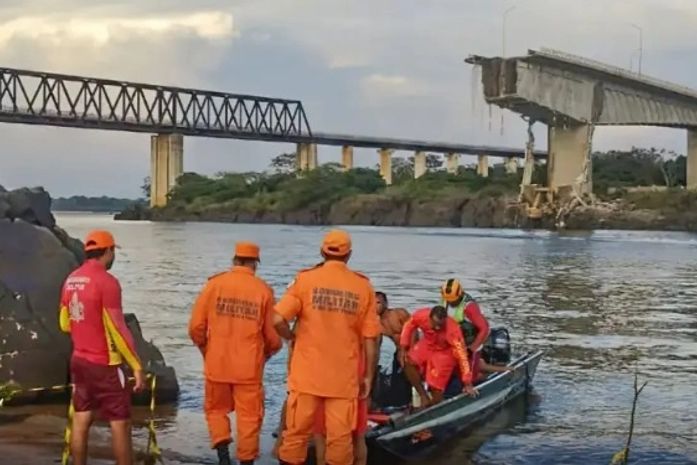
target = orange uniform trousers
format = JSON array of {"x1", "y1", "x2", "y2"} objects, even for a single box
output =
[
  {"x1": 204, "y1": 380, "x2": 264, "y2": 462},
  {"x1": 279, "y1": 391, "x2": 357, "y2": 465}
]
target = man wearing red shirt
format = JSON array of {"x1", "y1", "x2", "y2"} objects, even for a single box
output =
[
  {"x1": 59, "y1": 230, "x2": 145, "y2": 465},
  {"x1": 399, "y1": 306, "x2": 477, "y2": 407}
]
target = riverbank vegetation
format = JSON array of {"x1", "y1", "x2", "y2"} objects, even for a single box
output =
[
  {"x1": 115, "y1": 147, "x2": 697, "y2": 230},
  {"x1": 53, "y1": 195, "x2": 144, "y2": 212}
]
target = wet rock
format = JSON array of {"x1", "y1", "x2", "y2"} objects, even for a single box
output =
[{"x1": 0, "y1": 186, "x2": 179, "y2": 404}]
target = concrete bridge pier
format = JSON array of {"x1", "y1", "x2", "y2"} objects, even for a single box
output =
[
  {"x1": 379, "y1": 148, "x2": 393, "y2": 185},
  {"x1": 342, "y1": 145, "x2": 354, "y2": 171},
  {"x1": 477, "y1": 155, "x2": 489, "y2": 177},
  {"x1": 414, "y1": 151, "x2": 427, "y2": 179},
  {"x1": 296, "y1": 143, "x2": 318, "y2": 171},
  {"x1": 688, "y1": 129, "x2": 697, "y2": 189},
  {"x1": 505, "y1": 157, "x2": 519, "y2": 174},
  {"x1": 548, "y1": 124, "x2": 592, "y2": 195},
  {"x1": 446, "y1": 153, "x2": 459, "y2": 174},
  {"x1": 150, "y1": 133, "x2": 183, "y2": 207}
]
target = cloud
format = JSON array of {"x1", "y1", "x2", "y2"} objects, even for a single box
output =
[
  {"x1": 0, "y1": 11, "x2": 236, "y2": 47},
  {"x1": 360, "y1": 74, "x2": 431, "y2": 100},
  {"x1": 1, "y1": 0, "x2": 697, "y2": 197}
]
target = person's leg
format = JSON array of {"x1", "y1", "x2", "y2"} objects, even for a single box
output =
[
  {"x1": 272, "y1": 398, "x2": 287, "y2": 459},
  {"x1": 313, "y1": 399, "x2": 327, "y2": 465},
  {"x1": 278, "y1": 391, "x2": 320, "y2": 465},
  {"x1": 314, "y1": 433, "x2": 327, "y2": 465},
  {"x1": 70, "y1": 411, "x2": 94, "y2": 465},
  {"x1": 424, "y1": 350, "x2": 457, "y2": 406},
  {"x1": 69, "y1": 357, "x2": 96, "y2": 465},
  {"x1": 109, "y1": 419, "x2": 134, "y2": 465},
  {"x1": 204, "y1": 380, "x2": 234, "y2": 464},
  {"x1": 232, "y1": 383, "x2": 264, "y2": 464},
  {"x1": 404, "y1": 342, "x2": 431, "y2": 407},
  {"x1": 324, "y1": 397, "x2": 356, "y2": 465},
  {"x1": 98, "y1": 365, "x2": 135, "y2": 465},
  {"x1": 353, "y1": 433, "x2": 367, "y2": 465}
]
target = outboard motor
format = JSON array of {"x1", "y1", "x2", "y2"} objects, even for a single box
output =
[{"x1": 482, "y1": 327, "x2": 511, "y2": 365}]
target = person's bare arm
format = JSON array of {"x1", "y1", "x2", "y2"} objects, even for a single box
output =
[
  {"x1": 361, "y1": 337, "x2": 378, "y2": 399},
  {"x1": 480, "y1": 360, "x2": 512, "y2": 373}
]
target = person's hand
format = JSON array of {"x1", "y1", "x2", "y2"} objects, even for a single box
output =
[
  {"x1": 359, "y1": 376, "x2": 372, "y2": 399},
  {"x1": 133, "y1": 370, "x2": 146, "y2": 393},
  {"x1": 462, "y1": 383, "x2": 479, "y2": 398},
  {"x1": 399, "y1": 348, "x2": 409, "y2": 367}
]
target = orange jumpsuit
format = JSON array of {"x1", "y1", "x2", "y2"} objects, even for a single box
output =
[
  {"x1": 188, "y1": 266, "x2": 282, "y2": 461},
  {"x1": 275, "y1": 261, "x2": 380, "y2": 465}
]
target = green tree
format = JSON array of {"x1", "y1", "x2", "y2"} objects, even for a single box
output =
[
  {"x1": 270, "y1": 152, "x2": 298, "y2": 174},
  {"x1": 141, "y1": 177, "x2": 151, "y2": 201}
]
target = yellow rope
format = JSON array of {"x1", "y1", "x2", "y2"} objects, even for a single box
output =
[
  {"x1": 145, "y1": 375, "x2": 163, "y2": 464},
  {"x1": 61, "y1": 387, "x2": 75, "y2": 465},
  {"x1": 2, "y1": 374, "x2": 161, "y2": 464}
]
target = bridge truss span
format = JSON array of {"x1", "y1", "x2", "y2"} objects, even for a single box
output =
[{"x1": 0, "y1": 67, "x2": 312, "y2": 140}]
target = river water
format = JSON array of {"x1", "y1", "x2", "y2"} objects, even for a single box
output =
[{"x1": 33, "y1": 214, "x2": 697, "y2": 463}]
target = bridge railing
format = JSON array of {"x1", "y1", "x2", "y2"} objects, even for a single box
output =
[{"x1": 0, "y1": 67, "x2": 312, "y2": 140}]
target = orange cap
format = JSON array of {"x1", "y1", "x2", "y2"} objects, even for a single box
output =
[
  {"x1": 84, "y1": 230, "x2": 118, "y2": 251},
  {"x1": 235, "y1": 241, "x2": 260, "y2": 261},
  {"x1": 321, "y1": 229, "x2": 352, "y2": 257}
]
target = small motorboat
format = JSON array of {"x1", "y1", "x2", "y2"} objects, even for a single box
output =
[{"x1": 365, "y1": 350, "x2": 544, "y2": 460}]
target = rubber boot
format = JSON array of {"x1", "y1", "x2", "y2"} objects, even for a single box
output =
[{"x1": 215, "y1": 442, "x2": 232, "y2": 465}]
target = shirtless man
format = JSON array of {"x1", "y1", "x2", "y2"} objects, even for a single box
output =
[{"x1": 375, "y1": 292, "x2": 410, "y2": 360}]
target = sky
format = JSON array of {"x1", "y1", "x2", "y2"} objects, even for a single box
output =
[{"x1": 1, "y1": 0, "x2": 696, "y2": 197}]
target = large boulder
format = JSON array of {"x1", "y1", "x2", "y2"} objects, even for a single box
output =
[{"x1": 0, "y1": 186, "x2": 178, "y2": 404}]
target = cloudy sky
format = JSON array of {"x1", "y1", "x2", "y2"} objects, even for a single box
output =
[{"x1": 1, "y1": 0, "x2": 696, "y2": 197}]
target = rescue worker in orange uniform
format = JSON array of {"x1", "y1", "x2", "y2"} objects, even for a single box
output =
[
  {"x1": 59, "y1": 230, "x2": 145, "y2": 465},
  {"x1": 312, "y1": 345, "x2": 368, "y2": 465},
  {"x1": 399, "y1": 306, "x2": 477, "y2": 407},
  {"x1": 189, "y1": 242, "x2": 282, "y2": 465},
  {"x1": 273, "y1": 229, "x2": 380, "y2": 465}
]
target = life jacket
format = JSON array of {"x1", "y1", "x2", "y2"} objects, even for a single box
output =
[{"x1": 442, "y1": 292, "x2": 476, "y2": 324}]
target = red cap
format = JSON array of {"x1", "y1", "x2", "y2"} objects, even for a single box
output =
[
  {"x1": 84, "y1": 230, "x2": 118, "y2": 251},
  {"x1": 321, "y1": 229, "x2": 352, "y2": 257},
  {"x1": 235, "y1": 241, "x2": 260, "y2": 261}
]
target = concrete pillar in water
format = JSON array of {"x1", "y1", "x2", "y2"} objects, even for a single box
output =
[
  {"x1": 342, "y1": 145, "x2": 354, "y2": 171},
  {"x1": 505, "y1": 157, "x2": 519, "y2": 174},
  {"x1": 477, "y1": 155, "x2": 489, "y2": 178},
  {"x1": 687, "y1": 129, "x2": 697, "y2": 189},
  {"x1": 446, "y1": 153, "x2": 459, "y2": 174},
  {"x1": 296, "y1": 143, "x2": 309, "y2": 171},
  {"x1": 308, "y1": 143, "x2": 318, "y2": 170},
  {"x1": 150, "y1": 133, "x2": 183, "y2": 208},
  {"x1": 379, "y1": 148, "x2": 393, "y2": 185},
  {"x1": 547, "y1": 124, "x2": 592, "y2": 194},
  {"x1": 296, "y1": 143, "x2": 318, "y2": 171},
  {"x1": 414, "y1": 151, "x2": 427, "y2": 179}
]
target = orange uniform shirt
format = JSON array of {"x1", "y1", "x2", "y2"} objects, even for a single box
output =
[
  {"x1": 275, "y1": 261, "x2": 380, "y2": 399},
  {"x1": 189, "y1": 266, "x2": 282, "y2": 384}
]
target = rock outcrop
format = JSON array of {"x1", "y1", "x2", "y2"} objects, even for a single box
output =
[{"x1": 0, "y1": 186, "x2": 178, "y2": 404}]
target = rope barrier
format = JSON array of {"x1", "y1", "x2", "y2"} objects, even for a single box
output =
[
  {"x1": 145, "y1": 375, "x2": 163, "y2": 464},
  {"x1": 1, "y1": 374, "x2": 161, "y2": 465}
]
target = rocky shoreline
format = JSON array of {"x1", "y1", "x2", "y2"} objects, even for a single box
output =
[
  {"x1": 115, "y1": 193, "x2": 697, "y2": 232},
  {"x1": 1, "y1": 185, "x2": 179, "y2": 405}
]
